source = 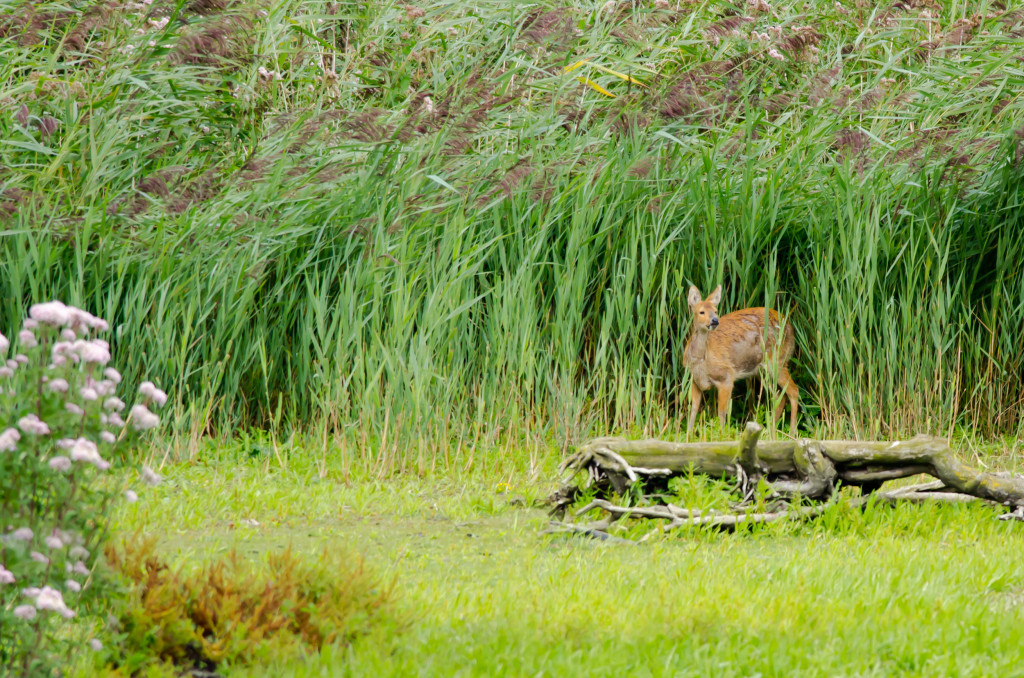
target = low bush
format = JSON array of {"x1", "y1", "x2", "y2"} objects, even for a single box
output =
[{"x1": 99, "y1": 537, "x2": 399, "y2": 675}]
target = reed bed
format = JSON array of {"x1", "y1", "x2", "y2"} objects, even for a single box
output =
[{"x1": 1, "y1": 0, "x2": 1022, "y2": 468}]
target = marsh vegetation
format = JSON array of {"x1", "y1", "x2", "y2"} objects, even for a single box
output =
[{"x1": 1, "y1": 0, "x2": 1023, "y2": 673}]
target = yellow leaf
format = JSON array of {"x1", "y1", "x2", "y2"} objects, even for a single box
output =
[
  {"x1": 563, "y1": 59, "x2": 590, "y2": 74},
  {"x1": 589, "y1": 63, "x2": 647, "y2": 86},
  {"x1": 577, "y1": 77, "x2": 616, "y2": 98}
]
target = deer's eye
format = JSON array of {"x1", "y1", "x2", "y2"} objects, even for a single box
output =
[{"x1": 699, "y1": 311, "x2": 705, "y2": 315}]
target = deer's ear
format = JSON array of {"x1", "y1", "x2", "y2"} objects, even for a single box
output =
[
  {"x1": 708, "y1": 285, "x2": 722, "y2": 305},
  {"x1": 687, "y1": 285, "x2": 702, "y2": 309}
]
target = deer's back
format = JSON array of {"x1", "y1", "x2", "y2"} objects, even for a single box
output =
[{"x1": 707, "y1": 307, "x2": 794, "y2": 379}]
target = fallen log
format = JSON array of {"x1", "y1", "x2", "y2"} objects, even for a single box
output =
[
  {"x1": 546, "y1": 424, "x2": 1024, "y2": 540},
  {"x1": 560, "y1": 428, "x2": 1024, "y2": 506}
]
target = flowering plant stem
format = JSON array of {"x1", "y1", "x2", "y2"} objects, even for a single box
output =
[{"x1": 0, "y1": 301, "x2": 166, "y2": 675}]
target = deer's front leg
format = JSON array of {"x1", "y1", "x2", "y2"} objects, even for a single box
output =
[
  {"x1": 716, "y1": 381, "x2": 734, "y2": 431},
  {"x1": 687, "y1": 381, "x2": 703, "y2": 436}
]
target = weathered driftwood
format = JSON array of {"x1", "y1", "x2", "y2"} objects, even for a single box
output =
[
  {"x1": 547, "y1": 481, "x2": 996, "y2": 542},
  {"x1": 546, "y1": 423, "x2": 1024, "y2": 540},
  {"x1": 999, "y1": 506, "x2": 1024, "y2": 522}
]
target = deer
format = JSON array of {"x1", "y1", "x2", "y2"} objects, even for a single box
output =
[{"x1": 683, "y1": 285, "x2": 799, "y2": 435}]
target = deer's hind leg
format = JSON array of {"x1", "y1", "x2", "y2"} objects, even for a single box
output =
[{"x1": 773, "y1": 365, "x2": 799, "y2": 433}]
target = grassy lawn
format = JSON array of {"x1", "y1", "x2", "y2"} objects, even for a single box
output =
[{"x1": 108, "y1": 439, "x2": 1024, "y2": 677}]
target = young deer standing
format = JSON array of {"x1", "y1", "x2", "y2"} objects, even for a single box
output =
[{"x1": 683, "y1": 285, "x2": 799, "y2": 435}]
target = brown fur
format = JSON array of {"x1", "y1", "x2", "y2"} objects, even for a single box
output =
[{"x1": 683, "y1": 285, "x2": 799, "y2": 434}]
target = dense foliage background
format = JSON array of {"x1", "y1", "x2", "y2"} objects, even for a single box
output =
[{"x1": 2, "y1": 0, "x2": 1022, "y2": 460}]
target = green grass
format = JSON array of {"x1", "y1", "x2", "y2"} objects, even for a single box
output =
[
  {"x1": 103, "y1": 439, "x2": 1024, "y2": 677},
  {"x1": 2, "y1": 0, "x2": 1023, "y2": 463}
]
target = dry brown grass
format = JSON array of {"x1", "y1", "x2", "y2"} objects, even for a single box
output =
[{"x1": 172, "y1": 13, "x2": 256, "y2": 68}]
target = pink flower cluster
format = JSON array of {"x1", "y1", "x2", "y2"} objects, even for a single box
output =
[
  {"x1": 130, "y1": 404, "x2": 160, "y2": 431},
  {"x1": 18, "y1": 329, "x2": 37, "y2": 348},
  {"x1": 48, "y1": 378, "x2": 69, "y2": 393},
  {"x1": 10, "y1": 527, "x2": 33, "y2": 541},
  {"x1": 49, "y1": 455, "x2": 72, "y2": 471},
  {"x1": 131, "y1": 381, "x2": 167, "y2": 431},
  {"x1": 0, "y1": 427, "x2": 20, "y2": 452},
  {"x1": 138, "y1": 381, "x2": 168, "y2": 407},
  {"x1": 18, "y1": 414, "x2": 51, "y2": 436},
  {"x1": 142, "y1": 465, "x2": 162, "y2": 485},
  {"x1": 28, "y1": 301, "x2": 109, "y2": 333},
  {"x1": 22, "y1": 586, "x2": 75, "y2": 619},
  {"x1": 51, "y1": 339, "x2": 112, "y2": 366},
  {"x1": 62, "y1": 438, "x2": 111, "y2": 470},
  {"x1": 3, "y1": 300, "x2": 170, "y2": 653}
]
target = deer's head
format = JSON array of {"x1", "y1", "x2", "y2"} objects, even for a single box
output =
[{"x1": 687, "y1": 285, "x2": 721, "y2": 332}]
